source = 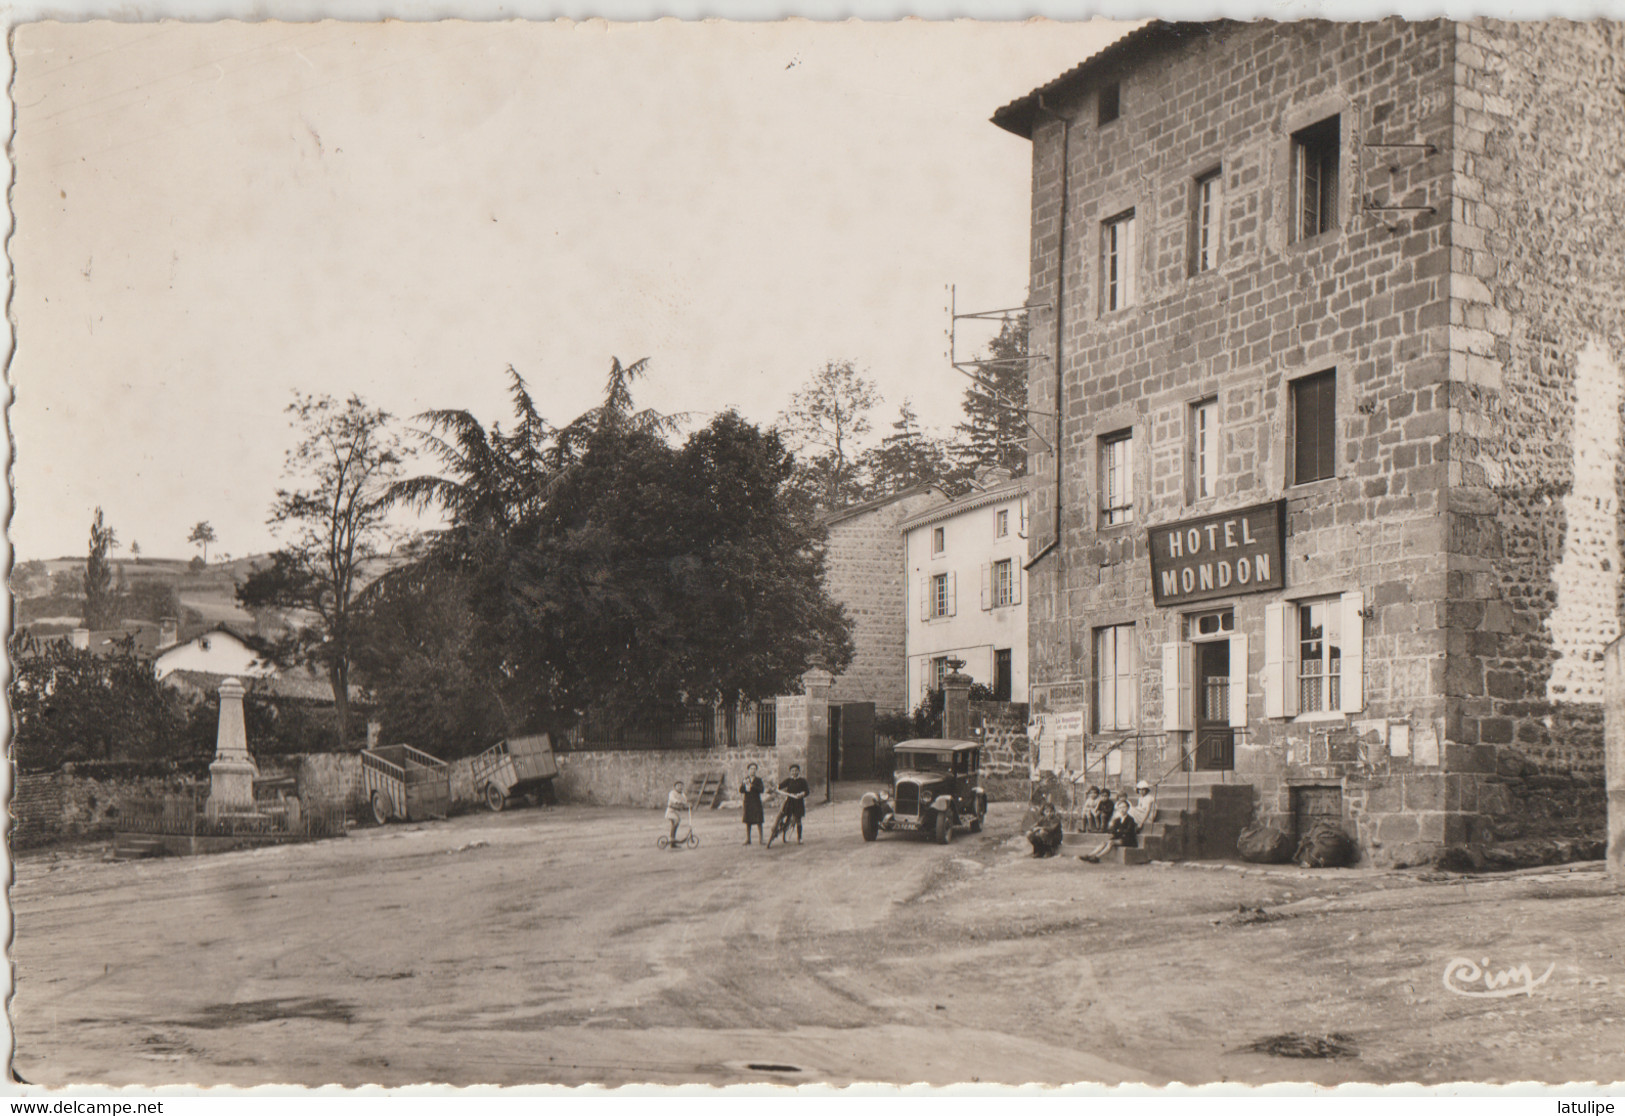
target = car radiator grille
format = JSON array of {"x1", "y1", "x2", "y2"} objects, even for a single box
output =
[{"x1": 894, "y1": 783, "x2": 920, "y2": 815}]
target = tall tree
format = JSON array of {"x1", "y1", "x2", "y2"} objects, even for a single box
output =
[
  {"x1": 859, "y1": 399, "x2": 958, "y2": 498},
  {"x1": 83, "y1": 507, "x2": 118, "y2": 628},
  {"x1": 188, "y1": 521, "x2": 217, "y2": 564},
  {"x1": 776, "y1": 359, "x2": 880, "y2": 509},
  {"x1": 130, "y1": 540, "x2": 142, "y2": 564},
  {"x1": 956, "y1": 311, "x2": 1031, "y2": 477},
  {"x1": 238, "y1": 393, "x2": 403, "y2": 748},
  {"x1": 365, "y1": 360, "x2": 852, "y2": 740}
]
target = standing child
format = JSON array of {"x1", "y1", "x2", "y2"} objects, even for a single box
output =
[
  {"x1": 740, "y1": 763, "x2": 765, "y2": 846},
  {"x1": 665, "y1": 780, "x2": 689, "y2": 850},
  {"x1": 769, "y1": 764, "x2": 811, "y2": 846}
]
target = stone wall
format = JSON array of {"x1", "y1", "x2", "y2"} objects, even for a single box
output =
[
  {"x1": 1024, "y1": 20, "x2": 1457, "y2": 743},
  {"x1": 552, "y1": 747, "x2": 784, "y2": 809},
  {"x1": 1443, "y1": 19, "x2": 1625, "y2": 777},
  {"x1": 11, "y1": 762, "x2": 208, "y2": 849},
  {"x1": 822, "y1": 491, "x2": 941, "y2": 712}
]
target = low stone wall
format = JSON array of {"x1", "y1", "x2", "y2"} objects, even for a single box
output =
[
  {"x1": 553, "y1": 747, "x2": 784, "y2": 809},
  {"x1": 11, "y1": 764, "x2": 207, "y2": 849}
]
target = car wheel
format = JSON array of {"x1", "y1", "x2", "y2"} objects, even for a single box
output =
[
  {"x1": 484, "y1": 783, "x2": 506, "y2": 813},
  {"x1": 935, "y1": 811, "x2": 953, "y2": 845},
  {"x1": 861, "y1": 806, "x2": 880, "y2": 842},
  {"x1": 370, "y1": 790, "x2": 390, "y2": 826}
]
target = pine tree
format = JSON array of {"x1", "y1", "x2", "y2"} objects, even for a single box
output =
[
  {"x1": 860, "y1": 400, "x2": 956, "y2": 498},
  {"x1": 955, "y1": 312, "x2": 1030, "y2": 478}
]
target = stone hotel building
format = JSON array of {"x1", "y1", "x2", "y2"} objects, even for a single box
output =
[{"x1": 996, "y1": 19, "x2": 1623, "y2": 864}]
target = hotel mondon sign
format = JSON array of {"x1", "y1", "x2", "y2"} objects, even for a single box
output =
[{"x1": 1149, "y1": 500, "x2": 1286, "y2": 607}]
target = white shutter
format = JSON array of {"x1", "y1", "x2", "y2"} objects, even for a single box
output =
[
  {"x1": 1264, "y1": 601, "x2": 1298, "y2": 718},
  {"x1": 1162, "y1": 642, "x2": 1193, "y2": 731},
  {"x1": 980, "y1": 563, "x2": 992, "y2": 611},
  {"x1": 1339, "y1": 589, "x2": 1365, "y2": 714},
  {"x1": 948, "y1": 571, "x2": 957, "y2": 616},
  {"x1": 1228, "y1": 632, "x2": 1249, "y2": 728},
  {"x1": 1012, "y1": 565, "x2": 1023, "y2": 606},
  {"x1": 919, "y1": 575, "x2": 929, "y2": 622}
]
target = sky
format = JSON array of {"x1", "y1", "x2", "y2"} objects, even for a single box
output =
[{"x1": 7, "y1": 17, "x2": 1132, "y2": 563}]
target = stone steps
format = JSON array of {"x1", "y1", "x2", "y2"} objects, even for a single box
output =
[{"x1": 1067, "y1": 780, "x2": 1256, "y2": 862}]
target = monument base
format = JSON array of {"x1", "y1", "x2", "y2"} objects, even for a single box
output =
[{"x1": 206, "y1": 758, "x2": 259, "y2": 820}]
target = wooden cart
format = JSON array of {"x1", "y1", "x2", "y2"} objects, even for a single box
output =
[
  {"x1": 470, "y1": 733, "x2": 558, "y2": 812},
  {"x1": 361, "y1": 744, "x2": 451, "y2": 824}
]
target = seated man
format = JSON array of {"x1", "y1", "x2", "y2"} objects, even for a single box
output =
[{"x1": 1026, "y1": 803, "x2": 1064, "y2": 858}]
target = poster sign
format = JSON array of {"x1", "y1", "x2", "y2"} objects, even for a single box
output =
[
  {"x1": 1149, "y1": 500, "x2": 1286, "y2": 607},
  {"x1": 1050, "y1": 710, "x2": 1085, "y2": 737}
]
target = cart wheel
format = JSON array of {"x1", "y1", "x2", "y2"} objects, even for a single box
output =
[
  {"x1": 484, "y1": 783, "x2": 506, "y2": 813},
  {"x1": 657, "y1": 835, "x2": 670, "y2": 849},
  {"x1": 686, "y1": 832, "x2": 699, "y2": 849},
  {"x1": 370, "y1": 790, "x2": 390, "y2": 826}
]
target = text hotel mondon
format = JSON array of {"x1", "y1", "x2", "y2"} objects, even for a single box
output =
[{"x1": 1149, "y1": 500, "x2": 1287, "y2": 607}]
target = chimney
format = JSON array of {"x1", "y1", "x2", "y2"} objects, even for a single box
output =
[
  {"x1": 159, "y1": 616, "x2": 179, "y2": 649},
  {"x1": 942, "y1": 657, "x2": 973, "y2": 740},
  {"x1": 70, "y1": 628, "x2": 90, "y2": 651}
]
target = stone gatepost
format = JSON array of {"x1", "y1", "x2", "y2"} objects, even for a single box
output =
[
  {"x1": 206, "y1": 677, "x2": 259, "y2": 820},
  {"x1": 943, "y1": 659, "x2": 973, "y2": 740},
  {"x1": 798, "y1": 670, "x2": 832, "y2": 788},
  {"x1": 1605, "y1": 638, "x2": 1625, "y2": 879}
]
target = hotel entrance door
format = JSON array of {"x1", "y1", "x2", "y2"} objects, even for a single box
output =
[{"x1": 1194, "y1": 640, "x2": 1234, "y2": 771}]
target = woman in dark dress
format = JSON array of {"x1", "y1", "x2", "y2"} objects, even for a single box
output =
[{"x1": 740, "y1": 762, "x2": 765, "y2": 845}]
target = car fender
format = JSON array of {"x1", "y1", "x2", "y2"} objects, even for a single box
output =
[{"x1": 860, "y1": 792, "x2": 889, "y2": 811}]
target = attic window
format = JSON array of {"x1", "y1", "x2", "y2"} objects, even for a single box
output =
[{"x1": 1098, "y1": 82, "x2": 1121, "y2": 125}]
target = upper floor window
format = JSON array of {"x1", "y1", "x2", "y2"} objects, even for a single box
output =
[
  {"x1": 992, "y1": 558, "x2": 1015, "y2": 608},
  {"x1": 1292, "y1": 115, "x2": 1340, "y2": 241},
  {"x1": 1291, "y1": 370, "x2": 1336, "y2": 485},
  {"x1": 931, "y1": 525, "x2": 945, "y2": 554},
  {"x1": 1102, "y1": 210, "x2": 1137, "y2": 313},
  {"x1": 1189, "y1": 397, "x2": 1218, "y2": 502},
  {"x1": 1098, "y1": 82, "x2": 1121, "y2": 125},
  {"x1": 1099, "y1": 429, "x2": 1134, "y2": 526},
  {"x1": 927, "y1": 571, "x2": 955, "y2": 619},
  {"x1": 995, "y1": 508, "x2": 1009, "y2": 538},
  {"x1": 1192, "y1": 168, "x2": 1221, "y2": 274}
]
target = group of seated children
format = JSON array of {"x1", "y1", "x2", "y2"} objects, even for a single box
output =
[
  {"x1": 1072, "y1": 780, "x2": 1157, "y2": 862},
  {"x1": 1027, "y1": 780, "x2": 1158, "y2": 860}
]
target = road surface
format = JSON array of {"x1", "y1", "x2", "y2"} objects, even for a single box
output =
[{"x1": 12, "y1": 794, "x2": 1624, "y2": 1087}]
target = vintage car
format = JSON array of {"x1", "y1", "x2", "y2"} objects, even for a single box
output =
[{"x1": 860, "y1": 738, "x2": 987, "y2": 844}]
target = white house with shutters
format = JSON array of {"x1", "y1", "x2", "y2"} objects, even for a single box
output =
[{"x1": 901, "y1": 470, "x2": 1029, "y2": 708}]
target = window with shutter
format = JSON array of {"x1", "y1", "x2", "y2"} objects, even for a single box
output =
[
  {"x1": 1094, "y1": 624, "x2": 1138, "y2": 731},
  {"x1": 980, "y1": 563, "x2": 992, "y2": 611},
  {"x1": 1291, "y1": 115, "x2": 1339, "y2": 241},
  {"x1": 1263, "y1": 600, "x2": 1297, "y2": 718},
  {"x1": 1292, "y1": 369, "x2": 1336, "y2": 485}
]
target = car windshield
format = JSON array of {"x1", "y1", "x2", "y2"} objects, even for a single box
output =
[{"x1": 898, "y1": 751, "x2": 951, "y2": 772}]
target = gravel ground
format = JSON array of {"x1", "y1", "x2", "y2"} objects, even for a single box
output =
[{"x1": 11, "y1": 794, "x2": 1624, "y2": 1087}]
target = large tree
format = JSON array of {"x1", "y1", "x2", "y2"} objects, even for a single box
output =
[
  {"x1": 83, "y1": 507, "x2": 119, "y2": 629},
  {"x1": 956, "y1": 311, "x2": 1031, "y2": 478},
  {"x1": 238, "y1": 393, "x2": 403, "y2": 748},
  {"x1": 365, "y1": 361, "x2": 852, "y2": 741},
  {"x1": 776, "y1": 359, "x2": 880, "y2": 509}
]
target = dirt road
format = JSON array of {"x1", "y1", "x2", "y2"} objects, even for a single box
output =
[{"x1": 12, "y1": 795, "x2": 1624, "y2": 1087}]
